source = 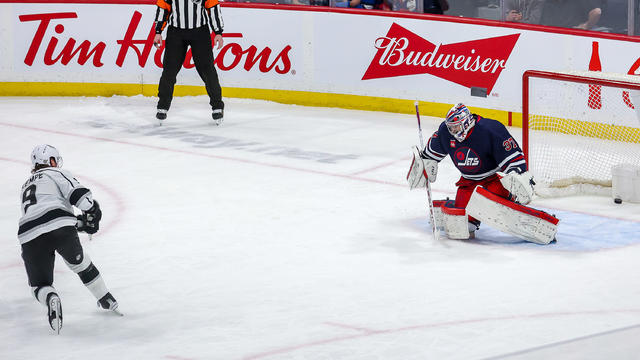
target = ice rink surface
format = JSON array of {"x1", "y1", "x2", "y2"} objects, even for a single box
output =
[{"x1": 1, "y1": 96, "x2": 639, "y2": 360}]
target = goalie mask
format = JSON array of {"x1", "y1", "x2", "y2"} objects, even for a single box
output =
[
  {"x1": 31, "y1": 144, "x2": 63, "y2": 171},
  {"x1": 445, "y1": 103, "x2": 475, "y2": 142}
]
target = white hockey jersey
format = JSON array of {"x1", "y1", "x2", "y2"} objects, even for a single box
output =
[{"x1": 18, "y1": 168, "x2": 94, "y2": 244}]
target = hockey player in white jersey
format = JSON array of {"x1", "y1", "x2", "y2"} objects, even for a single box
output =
[{"x1": 18, "y1": 144, "x2": 120, "y2": 334}]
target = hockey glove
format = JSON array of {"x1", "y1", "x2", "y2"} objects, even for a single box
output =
[
  {"x1": 407, "y1": 146, "x2": 438, "y2": 189},
  {"x1": 77, "y1": 200, "x2": 102, "y2": 234},
  {"x1": 498, "y1": 170, "x2": 535, "y2": 205},
  {"x1": 407, "y1": 147, "x2": 426, "y2": 189}
]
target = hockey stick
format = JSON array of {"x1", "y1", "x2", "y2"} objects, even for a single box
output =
[{"x1": 415, "y1": 101, "x2": 440, "y2": 241}]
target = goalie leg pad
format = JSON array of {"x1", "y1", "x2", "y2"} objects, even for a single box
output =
[
  {"x1": 442, "y1": 206, "x2": 471, "y2": 240},
  {"x1": 431, "y1": 200, "x2": 456, "y2": 231},
  {"x1": 466, "y1": 186, "x2": 559, "y2": 245},
  {"x1": 431, "y1": 200, "x2": 445, "y2": 231}
]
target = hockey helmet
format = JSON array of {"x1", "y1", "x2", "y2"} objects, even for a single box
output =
[
  {"x1": 445, "y1": 103, "x2": 475, "y2": 142},
  {"x1": 31, "y1": 144, "x2": 63, "y2": 170}
]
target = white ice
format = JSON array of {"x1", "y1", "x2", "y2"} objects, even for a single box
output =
[{"x1": 1, "y1": 96, "x2": 639, "y2": 360}]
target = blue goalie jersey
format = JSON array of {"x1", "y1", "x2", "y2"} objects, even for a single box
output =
[{"x1": 421, "y1": 115, "x2": 527, "y2": 181}]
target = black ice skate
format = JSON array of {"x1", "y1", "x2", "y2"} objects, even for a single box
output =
[
  {"x1": 212, "y1": 108, "x2": 224, "y2": 126},
  {"x1": 98, "y1": 292, "x2": 123, "y2": 316},
  {"x1": 156, "y1": 109, "x2": 168, "y2": 125},
  {"x1": 47, "y1": 293, "x2": 63, "y2": 334}
]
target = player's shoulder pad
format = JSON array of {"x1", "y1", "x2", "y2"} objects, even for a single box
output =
[
  {"x1": 477, "y1": 117, "x2": 510, "y2": 136},
  {"x1": 43, "y1": 167, "x2": 79, "y2": 185},
  {"x1": 437, "y1": 121, "x2": 449, "y2": 134}
]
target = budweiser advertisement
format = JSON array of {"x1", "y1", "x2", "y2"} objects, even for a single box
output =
[
  {"x1": 312, "y1": 13, "x2": 639, "y2": 111},
  {"x1": 362, "y1": 23, "x2": 520, "y2": 94},
  {"x1": 1, "y1": 2, "x2": 639, "y2": 111}
]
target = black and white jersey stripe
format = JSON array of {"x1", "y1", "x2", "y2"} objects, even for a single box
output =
[
  {"x1": 155, "y1": 0, "x2": 224, "y2": 34},
  {"x1": 18, "y1": 207, "x2": 77, "y2": 244}
]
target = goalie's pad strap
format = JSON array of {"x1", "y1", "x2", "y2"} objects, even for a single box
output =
[
  {"x1": 433, "y1": 200, "x2": 446, "y2": 207},
  {"x1": 442, "y1": 206, "x2": 465, "y2": 216},
  {"x1": 466, "y1": 186, "x2": 558, "y2": 244}
]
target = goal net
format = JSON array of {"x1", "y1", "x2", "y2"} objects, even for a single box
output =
[{"x1": 522, "y1": 70, "x2": 640, "y2": 197}]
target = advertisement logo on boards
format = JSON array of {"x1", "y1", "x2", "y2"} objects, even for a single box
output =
[
  {"x1": 18, "y1": 11, "x2": 292, "y2": 74},
  {"x1": 587, "y1": 40, "x2": 640, "y2": 110},
  {"x1": 362, "y1": 23, "x2": 520, "y2": 94}
]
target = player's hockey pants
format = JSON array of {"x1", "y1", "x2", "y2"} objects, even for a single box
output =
[
  {"x1": 21, "y1": 226, "x2": 101, "y2": 296},
  {"x1": 455, "y1": 174, "x2": 511, "y2": 222}
]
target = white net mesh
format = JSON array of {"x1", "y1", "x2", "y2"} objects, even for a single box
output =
[{"x1": 525, "y1": 71, "x2": 640, "y2": 197}]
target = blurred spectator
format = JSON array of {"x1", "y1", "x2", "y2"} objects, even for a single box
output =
[
  {"x1": 541, "y1": 0, "x2": 603, "y2": 30},
  {"x1": 596, "y1": 0, "x2": 628, "y2": 33},
  {"x1": 334, "y1": 0, "x2": 381, "y2": 8},
  {"x1": 290, "y1": 0, "x2": 329, "y2": 5},
  {"x1": 447, "y1": 0, "x2": 483, "y2": 18},
  {"x1": 637, "y1": 0, "x2": 640, "y2": 35},
  {"x1": 383, "y1": 0, "x2": 420, "y2": 12},
  {"x1": 505, "y1": 0, "x2": 545, "y2": 24},
  {"x1": 424, "y1": 0, "x2": 449, "y2": 14}
]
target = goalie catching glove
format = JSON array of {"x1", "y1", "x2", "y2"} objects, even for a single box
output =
[
  {"x1": 407, "y1": 146, "x2": 438, "y2": 189},
  {"x1": 76, "y1": 200, "x2": 102, "y2": 234},
  {"x1": 498, "y1": 170, "x2": 535, "y2": 205}
]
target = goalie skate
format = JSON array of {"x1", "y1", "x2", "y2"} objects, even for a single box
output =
[{"x1": 47, "y1": 293, "x2": 63, "y2": 334}]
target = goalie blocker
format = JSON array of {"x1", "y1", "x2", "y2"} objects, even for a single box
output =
[{"x1": 466, "y1": 186, "x2": 559, "y2": 245}]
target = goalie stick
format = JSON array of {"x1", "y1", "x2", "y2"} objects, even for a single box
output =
[{"x1": 415, "y1": 101, "x2": 440, "y2": 241}]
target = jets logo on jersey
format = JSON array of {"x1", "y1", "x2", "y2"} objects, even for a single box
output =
[{"x1": 454, "y1": 147, "x2": 481, "y2": 172}]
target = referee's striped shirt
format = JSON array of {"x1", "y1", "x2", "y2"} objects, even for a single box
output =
[{"x1": 155, "y1": 0, "x2": 224, "y2": 35}]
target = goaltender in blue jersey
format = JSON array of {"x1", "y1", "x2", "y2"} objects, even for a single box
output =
[
  {"x1": 407, "y1": 103, "x2": 559, "y2": 244},
  {"x1": 423, "y1": 112, "x2": 527, "y2": 181}
]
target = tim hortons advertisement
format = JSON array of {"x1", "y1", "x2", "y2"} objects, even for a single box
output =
[{"x1": 2, "y1": 4, "x2": 302, "y2": 87}]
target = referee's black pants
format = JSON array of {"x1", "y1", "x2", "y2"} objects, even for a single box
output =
[{"x1": 157, "y1": 26, "x2": 224, "y2": 112}]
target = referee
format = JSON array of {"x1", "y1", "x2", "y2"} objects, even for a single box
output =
[{"x1": 153, "y1": 0, "x2": 225, "y2": 125}]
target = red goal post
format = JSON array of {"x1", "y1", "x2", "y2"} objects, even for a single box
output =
[{"x1": 522, "y1": 70, "x2": 640, "y2": 197}]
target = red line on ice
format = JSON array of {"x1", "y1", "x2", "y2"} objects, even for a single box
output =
[
  {"x1": 242, "y1": 309, "x2": 640, "y2": 359},
  {"x1": 0, "y1": 122, "x2": 406, "y2": 188}
]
